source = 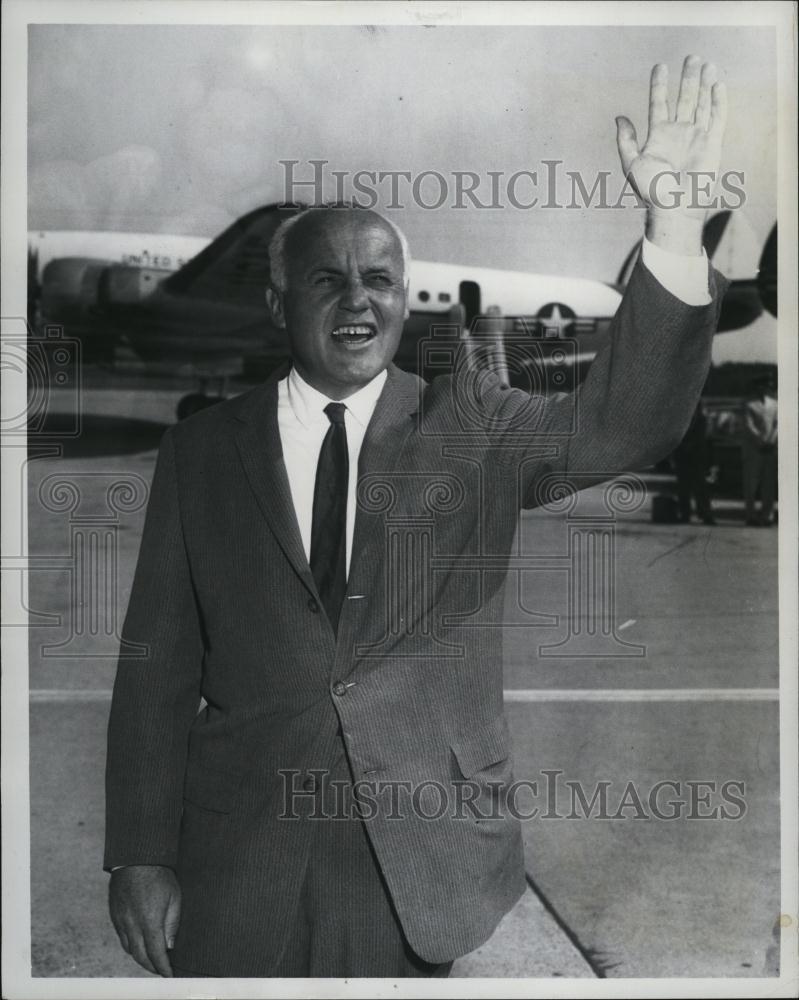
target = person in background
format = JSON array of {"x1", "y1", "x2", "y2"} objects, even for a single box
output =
[
  {"x1": 741, "y1": 375, "x2": 778, "y2": 526},
  {"x1": 673, "y1": 400, "x2": 716, "y2": 525}
]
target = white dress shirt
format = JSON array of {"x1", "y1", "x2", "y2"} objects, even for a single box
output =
[
  {"x1": 278, "y1": 366, "x2": 387, "y2": 575},
  {"x1": 640, "y1": 237, "x2": 710, "y2": 306}
]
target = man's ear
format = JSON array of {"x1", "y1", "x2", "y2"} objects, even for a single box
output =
[
  {"x1": 403, "y1": 281, "x2": 410, "y2": 321},
  {"x1": 266, "y1": 286, "x2": 286, "y2": 329}
]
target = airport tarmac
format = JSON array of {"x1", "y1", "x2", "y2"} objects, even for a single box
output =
[{"x1": 19, "y1": 384, "x2": 780, "y2": 980}]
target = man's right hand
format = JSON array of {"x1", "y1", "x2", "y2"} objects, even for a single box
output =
[{"x1": 109, "y1": 865, "x2": 181, "y2": 976}]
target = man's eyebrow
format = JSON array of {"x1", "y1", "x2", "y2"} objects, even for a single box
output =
[
  {"x1": 303, "y1": 262, "x2": 400, "y2": 278},
  {"x1": 361, "y1": 264, "x2": 398, "y2": 275}
]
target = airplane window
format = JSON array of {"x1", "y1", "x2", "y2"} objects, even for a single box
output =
[
  {"x1": 438, "y1": 292, "x2": 451, "y2": 302},
  {"x1": 418, "y1": 290, "x2": 430, "y2": 302}
]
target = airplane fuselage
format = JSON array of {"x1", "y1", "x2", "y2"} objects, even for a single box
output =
[{"x1": 28, "y1": 228, "x2": 620, "y2": 378}]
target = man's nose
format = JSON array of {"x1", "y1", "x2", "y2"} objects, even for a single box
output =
[{"x1": 339, "y1": 276, "x2": 369, "y2": 313}]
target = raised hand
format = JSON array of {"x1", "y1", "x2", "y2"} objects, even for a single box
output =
[{"x1": 616, "y1": 56, "x2": 728, "y2": 251}]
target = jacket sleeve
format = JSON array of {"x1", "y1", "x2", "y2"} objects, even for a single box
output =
[
  {"x1": 491, "y1": 256, "x2": 728, "y2": 507},
  {"x1": 104, "y1": 427, "x2": 204, "y2": 870}
]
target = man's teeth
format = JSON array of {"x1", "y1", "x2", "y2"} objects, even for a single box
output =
[
  {"x1": 331, "y1": 324, "x2": 376, "y2": 344},
  {"x1": 332, "y1": 325, "x2": 375, "y2": 337}
]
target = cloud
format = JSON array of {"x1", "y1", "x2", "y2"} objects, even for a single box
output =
[
  {"x1": 29, "y1": 159, "x2": 93, "y2": 223},
  {"x1": 29, "y1": 146, "x2": 162, "y2": 230},
  {"x1": 182, "y1": 86, "x2": 288, "y2": 191}
]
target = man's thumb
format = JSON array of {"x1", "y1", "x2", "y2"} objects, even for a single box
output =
[
  {"x1": 615, "y1": 116, "x2": 640, "y2": 175},
  {"x1": 164, "y1": 893, "x2": 181, "y2": 951}
]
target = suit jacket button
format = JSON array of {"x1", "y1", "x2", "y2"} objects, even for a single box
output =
[
  {"x1": 307, "y1": 598, "x2": 320, "y2": 613},
  {"x1": 332, "y1": 681, "x2": 347, "y2": 697}
]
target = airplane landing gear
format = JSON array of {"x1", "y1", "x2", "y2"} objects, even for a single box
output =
[
  {"x1": 176, "y1": 375, "x2": 229, "y2": 421},
  {"x1": 176, "y1": 393, "x2": 220, "y2": 420}
]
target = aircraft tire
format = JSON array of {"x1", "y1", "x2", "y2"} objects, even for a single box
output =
[{"x1": 176, "y1": 393, "x2": 220, "y2": 421}]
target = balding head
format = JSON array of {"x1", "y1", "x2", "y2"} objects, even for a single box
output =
[{"x1": 269, "y1": 205, "x2": 411, "y2": 293}]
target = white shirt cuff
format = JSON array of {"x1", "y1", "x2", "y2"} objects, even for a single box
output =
[{"x1": 640, "y1": 236, "x2": 711, "y2": 306}]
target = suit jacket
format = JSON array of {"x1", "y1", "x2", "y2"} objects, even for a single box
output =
[{"x1": 105, "y1": 260, "x2": 726, "y2": 974}]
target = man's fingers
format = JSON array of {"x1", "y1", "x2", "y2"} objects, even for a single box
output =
[
  {"x1": 615, "y1": 116, "x2": 640, "y2": 176},
  {"x1": 694, "y1": 62, "x2": 717, "y2": 130},
  {"x1": 676, "y1": 54, "x2": 702, "y2": 122},
  {"x1": 118, "y1": 918, "x2": 172, "y2": 977},
  {"x1": 109, "y1": 908, "x2": 132, "y2": 955},
  {"x1": 709, "y1": 81, "x2": 728, "y2": 140},
  {"x1": 143, "y1": 927, "x2": 174, "y2": 978},
  {"x1": 128, "y1": 932, "x2": 159, "y2": 976},
  {"x1": 649, "y1": 63, "x2": 670, "y2": 129}
]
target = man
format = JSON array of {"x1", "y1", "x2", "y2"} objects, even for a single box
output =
[
  {"x1": 741, "y1": 375, "x2": 778, "y2": 526},
  {"x1": 106, "y1": 56, "x2": 728, "y2": 977},
  {"x1": 673, "y1": 400, "x2": 716, "y2": 525}
]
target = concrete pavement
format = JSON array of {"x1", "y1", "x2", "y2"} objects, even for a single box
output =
[{"x1": 29, "y1": 696, "x2": 593, "y2": 978}]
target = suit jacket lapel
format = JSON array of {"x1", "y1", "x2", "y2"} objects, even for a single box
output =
[
  {"x1": 230, "y1": 366, "x2": 318, "y2": 597},
  {"x1": 347, "y1": 364, "x2": 421, "y2": 598},
  {"x1": 228, "y1": 362, "x2": 422, "y2": 610}
]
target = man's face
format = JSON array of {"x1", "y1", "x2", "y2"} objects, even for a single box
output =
[{"x1": 267, "y1": 210, "x2": 409, "y2": 399}]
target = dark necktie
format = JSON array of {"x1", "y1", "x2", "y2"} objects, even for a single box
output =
[{"x1": 310, "y1": 402, "x2": 349, "y2": 633}]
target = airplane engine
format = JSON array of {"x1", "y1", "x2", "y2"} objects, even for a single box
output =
[
  {"x1": 98, "y1": 264, "x2": 170, "y2": 306},
  {"x1": 40, "y1": 257, "x2": 109, "y2": 321},
  {"x1": 40, "y1": 258, "x2": 169, "y2": 321}
]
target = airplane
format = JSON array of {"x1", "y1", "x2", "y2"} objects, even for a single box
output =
[
  {"x1": 27, "y1": 205, "x2": 776, "y2": 421},
  {"x1": 615, "y1": 209, "x2": 777, "y2": 333}
]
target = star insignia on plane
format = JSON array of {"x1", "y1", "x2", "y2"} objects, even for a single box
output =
[{"x1": 536, "y1": 302, "x2": 576, "y2": 338}]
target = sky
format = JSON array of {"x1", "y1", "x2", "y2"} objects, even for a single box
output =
[{"x1": 27, "y1": 21, "x2": 779, "y2": 362}]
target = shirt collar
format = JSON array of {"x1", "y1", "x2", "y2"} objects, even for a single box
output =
[{"x1": 286, "y1": 365, "x2": 388, "y2": 430}]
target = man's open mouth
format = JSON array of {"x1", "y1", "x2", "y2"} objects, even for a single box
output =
[{"x1": 330, "y1": 323, "x2": 377, "y2": 345}]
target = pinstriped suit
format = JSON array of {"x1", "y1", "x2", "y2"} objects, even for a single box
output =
[{"x1": 105, "y1": 259, "x2": 727, "y2": 975}]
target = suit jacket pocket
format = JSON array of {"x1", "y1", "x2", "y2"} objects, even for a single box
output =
[
  {"x1": 450, "y1": 714, "x2": 512, "y2": 780},
  {"x1": 183, "y1": 758, "x2": 245, "y2": 814}
]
